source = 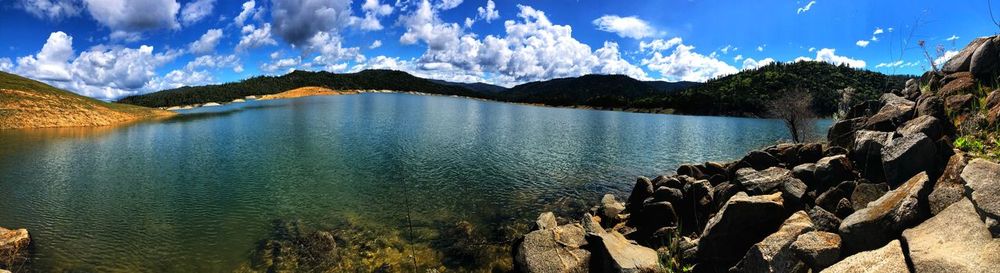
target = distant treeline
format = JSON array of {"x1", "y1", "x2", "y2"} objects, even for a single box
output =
[{"x1": 118, "y1": 61, "x2": 910, "y2": 117}]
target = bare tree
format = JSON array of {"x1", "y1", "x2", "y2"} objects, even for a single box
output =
[{"x1": 768, "y1": 89, "x2": 816, "y2": 143}]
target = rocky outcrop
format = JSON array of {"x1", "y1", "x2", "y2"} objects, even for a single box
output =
[
  {"x1": 697, "y1": 192, "x2": 786, "y2": 270},
  {"x1": 880, "y1": 133, "x2": 937, "y2": 187},
  {"x1": 819, "y1": 240, "x2": 908, "y2": 273},
  {"x1": 515, "y1": 214, "x2": 591, "y2": 273},
  {"x1": 962, "y1": 158, "x2": 1000, "y2": 234},
  {"x1": 839, "y1": 172, "x2": 932, "y2": 253},
  {"x1": 902, "y1": 198, "x2": 1000, "y2": 273},
  {"x1": 730, "y1": 211, "x2": 814, "y2": 273},
  {"x1": 0, "y1": 227, "x2": 30, "y2": 270},
  {"x1": 585, "y1": 216, "x2": 660, "y2": 273}
]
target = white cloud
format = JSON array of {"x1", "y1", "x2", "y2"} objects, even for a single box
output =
[
  {"x1": 271, "y1": 0, "x2": 355, "y2": 47},
  {"x1": 180, "y1": 0, "x2": 214, "y2": 25},
  {"x1": 477, "y1": 0, "x2": 499, "y2": 22},
  {"x1": 796, "y1": 48, "x2": 866, "y2": 68},
  {"x1": 741, "y1": 57, "x2": 775, "y2": 70},
  {"x1": 14, "y1": 31, "x2": 75, "y2": 82},
  {"x1": 757, "y1": 45, "x2": 765, "y2": 51},
  {"x1": 856, "y1": 40, "x2": 870, "y2": 47},
  {"x1": 592, "y1": 15, "x2": 657, "y2": 39},
  {"x1": 16, "y1": 0, "x2": 82, "y2": 20},
  {"x1": 261, "y1": 57, "x2": 302, "y2": 74},
  {"x1": 359, "y1": 0, "x2": 394, "y2": 31},
  {"x1": 872, "y1": 27, "x2": 884, "y2": 35},
  {"x1": 189, "y1": 28, "x2": 223, "y2": 55},
  {"x1": 237, "y1": 23, "x2": 277, "y2": 51},
  {"x1": 946, "y1": 35, "x2": 960, "y2": 41},
  {"x1": 720, "y1": 45, "x2": 733, "y2": 54},
  {"x1": 370, "y1": 40, "x2": 383, "y2": 49},
  {"x1": 0, "y1": 58, "x2": 14, "y2": 72},
  {"x1": 303, "y1": 31, "x2": 364, "y2": 71},
  {"x1": 184, "y1": 54, "x2": 240, "y2": 71},
  {"x1": 594, "y1": 42, "x2": 648, "y2": 80},
  {"x1": 934, "y1": 50, "x2": 960, "y2": 67},
  {"x1": 797, "y1": 1, "x2": 816, "y2": 14},
  {"x1": 808, "y1": 47, "x2": 816, "y2": 52},
  {"x1": 82, "y1": 0, "x2": 181, "y2": 32},
  {"x1": 734, "y1": 54, "x2": 743, "y2": 61},
  {"x1": 640, "y1": 37, "x2": 738, "y2": 82},
  {"x1": 234, "y1": 0, "x2": 257, "y2": 26},
  {"x1": 640, "y1": 38, "x2": 682, "y2": 52},
  {"x1": 436, "y1": 0, "x2": 463, "y2": 10}
]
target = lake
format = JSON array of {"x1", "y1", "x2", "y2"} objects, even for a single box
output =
[{"x1": 0, "y1": 93, "x2": 831, "y2": 272}]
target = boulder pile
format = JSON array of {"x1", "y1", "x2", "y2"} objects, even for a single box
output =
[
  {"x1": 0, "y1": 227, "x2": 29, "y2": 271},
  {"x1": 514, "y1": 35, "x2": 1000, "y2": 273}
]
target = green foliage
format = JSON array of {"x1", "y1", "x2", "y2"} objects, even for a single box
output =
[{"x1": 955, "y1": 136, "x2": 985, "y2": 152}]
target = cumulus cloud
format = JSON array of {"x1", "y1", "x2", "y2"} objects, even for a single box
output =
[
  {"x1": 82, "y1": 0, "x2": 181, "y2": 32},
  {"x1": 796, "y1": 48, "x2": 866, "y2": 68},
  {"x1": 370, "y1": 40, "x2": 383, "y2": 49},
  {"x1": 640, "y1": 37, "x2": 738, "y2": 82},
  {"x1": 303, "y1": 31, "x2": 364, "y2": 71},
  {"x1": 639, "y1": 38, "x2": 682, "y2": 52},
  {"x1": 16, "y1": 0, "x2": 82, "y2": 20},
  {"x1": 733, "y1": 54, "x2": 743, "y2": 61},
  {"x1": 0, "y1": 58, "x2": 14, "y2": 72},
  {"x1": 359, "y1": 0, "x2": 394, "y2": 31},
  {"x1": 934, "y1": 50, "x2": 959, "y2": 67},
  {"x1": 189, "y1": 28, "x2": 223, "y2": 55},
  {"x1": 237, "y1": 23, "x2": 277, "y2": 51},
  {"x1": 797, "y1": 1, "x2": 816, "y2": 14},
  {"x1": 856, "y1": 40, "x2": 869, "y2": 47},
  {"x1": 180, "y1": 0, "x2": 214, "y2": 25},
  {"x1": 15, "y1": 31, "x2": 75, "y2": 82},
  {"x1": 592, "y1": 15, "x2": 656, "y2": 39},
  {"x1": 593, "y1": 42, "x2": 648, "y2": 80},
  {"x1": 436, "y1": 0, "x2": 463, "y2": 10},
  {"x1": 741, "y1": 57, "x2": 775, "y2": 70},
  {"x1": 271, "y1": 0, "x2": 354, "y2": 47},
  {"x1": 465, "y1": 0, "x2": 499, "y2": 28},
  {"x1": 946, "y1": 35, "x2": 960, "y2": 41},
  {"x1": 234, "y1": 0, "x2": 259, "y2": 26},
  {"x1": 261, "y1": 57, "x2": 302, "y2": 74}
]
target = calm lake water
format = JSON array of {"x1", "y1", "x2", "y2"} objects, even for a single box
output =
[{"x1": 0, "y1": 93, "x2": 831, "y2": 272}]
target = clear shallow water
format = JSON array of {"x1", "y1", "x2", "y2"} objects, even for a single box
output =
[{"x1": 0, "y1": 93, "x2": 830, "y2": 272}]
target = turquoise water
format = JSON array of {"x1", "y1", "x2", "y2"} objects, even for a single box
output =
[{"x1": 0, "y1": 93, "x2": 830, "y2": 272}]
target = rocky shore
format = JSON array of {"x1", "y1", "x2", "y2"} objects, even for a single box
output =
[{"x1": 513, "y1": 36, "x2": 1000, "y2": 273}]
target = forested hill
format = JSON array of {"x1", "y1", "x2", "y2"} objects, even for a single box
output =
[
  {"x1": 116, "y1": 70, "x2": 480, "y2": 108},
  {"x1": 118, "y1": 61, "x2": 911, "y2": 118},
  {"x1": 633, "y1": 61, "x2": 912, "y2": 117}
]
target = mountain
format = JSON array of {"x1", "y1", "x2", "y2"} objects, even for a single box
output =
[
  {"x1": 0, "y1": 71, "x2": 173, "y2": 130},
  {"x1": 643, "y1": 80, "x2": 702, "y2": 93},
  {"x1": 502, "y1": 74, "x2": 675, "y2": 107},
  {"x1": 632, "y1": 61, "x2": 912, "y2": 117},
  {"x1": 429, "y1": 79, "x2": 507, "y2": 94}
]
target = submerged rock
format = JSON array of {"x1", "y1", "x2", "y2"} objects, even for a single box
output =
[
  {"x1": 697, "y1": 192, "x2": 786, "y2": 270},
  {"x1": 516, "y1": 213, "x2": 591, "y2": 273},
  {"x1": 839, "y1": 172, "x2": 932, "y2": 254},
  {"x1": 819, "y1": 240, "x2": 908, "y2": 273},
  {"x1": 902, "y1": 198, "x2": 1000, "y2": 273},
  {"x1": 730, "y1": 211, "x2": 814, "y2": 273}
]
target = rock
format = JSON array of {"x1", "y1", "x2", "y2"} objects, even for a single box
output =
[
  {"x1": 652, "y1": 186, "x2": 683, "y2": 205},
  {"x1": 897, "y1": 115, "x2": 944, "y2": 141},
  {"x1": 0, "y1": 227, "x2": 29, "y2": 268},
  {"x1": 731, "y1": 211, "x2": 815, "y2": 273},
  {"x1": 902, "y1": 198, "x2": 1000, "y2": 273},
  {"x1": 712, "y1": 182, "x2": 744, "y2": 211},
  {"x1": 838, "y1": 172, "x2": 932, "y2": 254},
  {"x1": 587, "y1": 229, "x2": 660, "y2": 273},
  {"x1": 851, "y1": 130, "x2": 893, "y2": 182},
  {"x1": 828, "y1": 117, "x2": 866, "y2": 149},
  {"x1": 939, "y1": 73, "x2": 978, "y2": 98},
  {"x1": 819, "y1": 240, "x2": 908, "y2": 273},
  {"x1": 790, "y1": 231, "x2": 841, "y2": 272},
  {"x1": 797, "y1": 143, "x2": 823, "y2": 164},
  {"x1": 880, "y1": 133, "x2": 937, "y2": 187},
  {"x1": 928, "y1": 152, "x2": 969, "y2": 215},
  {"x1": 970, "y1": 37, "x2": 1000, "y2": 80},
  {"x1": 653, "y1": 175, "x2": 683, "y2": 189},
  {"x1": 814, "y1": 155, "x2": 857, "y2": 190},
  {"x1": 697, "y1": 192, "x2": 786, "y2": 270},
  {"x1": 536, "y1": 212, "x2": 558, "y2": 230},
  {"x1": 863, "y1": 103, "x2": 913, "y2": 132},
  {"x1": 735, "y1": 167, "x2": 799, "y2": 195},
  {"x1": 677, "y1": 164, "x2": 706, "y2": 180},
  {"x1": 850, "y1": 182, "x2": 889, "y2": 211},
  {"x1": 627, "y1": 177, "x2": 654, "y2": 213},
  {"x1": 835, "y1": 198, "x2": 854, "y2": 219},
  {"x1": 815, "y1": 181, "x2": 856, "y2": 215},
  {"x1": 638, "y1": 201, "x2": 678, "y2": 233},
  {"x1": 741, "y1": 150, "x2": 781, "y2": 170},
  {"x1": 902, "y1": 79, "x2": 921, "y2": 100},
  {"x1": 916, "y1": 95, "x2": 946, "y2": 120},
  {"x1": 823, "y1": 146, "x2": 849, "y2": 157},
  {"x1": 791, "y1": 163, "x2": 817, "y2": 185},
  {"x1": 808, "y1": 207, "x2": 841, "y2": 233},
  {"x1": 881, "y1": 93, "x2": 914, "y2": 107},
  {"x1": 989, "y1": 104, "x2": 1000, "y2": 126},
  {"x1": 599, "y1": 194, "x2": 626, "y2": 225},
  {"x1": 945, "y1": 93, "x2": 977, "y2": 113},
  {"x1": 943, "y1": 37, "x2": 990, "y2": 73},
  {"x1": 767, "y1": 143, "x2": 802, "y2": 166},
  {"x1": 515, "y1": 218, "x2": 591, "y2": 273},
  {"x1": 962, "y1": 158, "x2": 1000, "y2": 234},
  {"x1": 846, "y1": 100, "x2": 883, "y2": 120},
  {"x1": 679, "y1": 180, "x2": 713, "y2": 234},
  {"x1": 987, "y1": 90, "x2": 1000, "y2": 109}
]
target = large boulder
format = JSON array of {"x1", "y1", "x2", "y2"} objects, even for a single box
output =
[
  {"x1": 863, "y1": 103, "x2": 913, "y2": 132},
  {"x1": 597, "y1": 194, "x2": 626, "y2": 226},
  {"x1": 850, "y1": 182, "x2": 889, "y2": 211},
  {"x1": 697, "y1": 192, "x2": 786, "y2": 270},
  {"x1": 970, "y1": 36, "x2": 1000, "y2": 80},
  {"x1": 938, "y1": 73, "x2": 977, "y2": 97},
  {"x1": 819, "y1": 240, "x2": 908, "y2": 273},
  {"x1": 838, "y1": 172, "x2": 932, "y2": 254},
  {"x1": 735, "y1": 167, "x2": 804, "y2": 196},
  {"x1": 880, "y1": 133, "x2": 937, "y2": 187},
  {"x1": 945, "y1": 93, "x2": 977, "y2": 114},
  {"x1": 828, "y1": 117, "x2": 867, "y2": 149},
  {"x1": 814, "y1": 155, "x2": 857, "y2": 190},
  {"x1": 962, "y1": 158, "x2": 1000, "y2": 234},
  {"x1": 626, "y1": 177, "x2": 654, "y2": 213},
  {"x1": 741, "y1": 150, "x2": 781, "y2": 170},
  {"x1": 585, "y1": 214, "x2": 660, "y2": 273},
  {"x1": 790, "y1": 231, "x2": 841, "y2": 272},
  {"x1": 928, "y1": 151, "x2": 969, "y2": 215},
  {"x1": 942, "y1": 37, "x2": 990, "y2": 73},
  {"x1": 808, "y1": 207, "x2": 841, "y2": 233},
  {"x1": 902, "y1": 198, "x2": 1000, "y2": 273},
  {"x1": 515, "y1": 213, "x2": 591, "y2": 273},
  {"x1": 0, "y1": 227, "x2": 29, "y2": 268},
  {"x1": 897, "y1": 115, "x2": 944, "y2": 141},
  {"x1": 916, "y1": 95, "x2": 946, "y2": 120},
  {"x1": 730, "y1": 211, "x2": 815, "y2": 273}
]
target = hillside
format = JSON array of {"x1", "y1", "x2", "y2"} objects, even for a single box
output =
[
  {"x1": 633, "y1": 61, "x2": 912, "y2": 117},
  {"x1": 501, "y1": 74, "x2": 697, "y2": 107},
  {"x1": 259, "y1": 86, "x2": 359, "y2": 100},
  {"x1": 0, "y1": 71, "x2": 174, "y2": 130}
]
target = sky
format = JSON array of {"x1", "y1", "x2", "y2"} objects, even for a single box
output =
[{"x1": 0, "y1": 0, "x2": 996, "y2": 101}]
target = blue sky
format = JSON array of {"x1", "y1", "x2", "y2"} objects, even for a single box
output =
[{"x1": 0, "y1": 0, "x2": 995, "y2": 100}]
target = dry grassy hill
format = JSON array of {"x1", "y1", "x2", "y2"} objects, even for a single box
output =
[
  {"x1": 0, "y1": 71, "x2": 174, "y2": 130},
  {"x1": 258, "y1": 86, "x2": 359, "y2": 100}
]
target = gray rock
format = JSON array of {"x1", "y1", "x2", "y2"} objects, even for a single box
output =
[
  {"x1": 916, "y1": 96, "x2": 946, "y2": 120},
  {"x1": 880, "y1": 93, "x2": 915, "y2": 107},
  {"x1": 627, "y1": 177, "x2": 654, "y2": 213},
  {"x1": 599, "y1": 194, "x2": 626, "y2": 223},
  {"x1": 902, "y1": 198, "x2": 1000, "y2": 273},
  {"x1": 850, "y1": 182, "x2": 889, "y2": 211},
  {"x1": 929, "y1": 151, "x2": 969, "y2": 215},
  {"x1": 587, "y1": 229, "x2": 660, "y2": 273},
  {"x1": 819, "y1": 240, "x2": 908, "y2": 273},
  {"x1": 814, "y1": 155, "x2": 857, "y2": 189},
  {"x1": 652, "y1": 186, "x2": 683, "y2": 205},
  {"x1": 880, "y1": 133, "x2": 937, "y2": 187},
  {"x1": 790, "y1": 231, "x2": 841, "y2": 272},
  {"x1": 852, "y1": 130, "x2": 894, "y2": 157},
  {"x1": 942, "y1": 37, "x2": 990, "y2": 73},
  {"x1": 808, "y1": 206, "x2": 841, "y2": 233},
  {"x1": 838, "y1": 172, "x2": 932, "y2": 254},
  {"x1": 731, "y1": 211, "x2": 814, "y2": 273},
  {"x1": 698, "y1": 192, "x2": 786, "y2": 270},
  {"x1": 735, "y1": 167, "x2": 800, "y2": 195},
  {"x1": 791, "y1": 163, "x2": 817, "y2": 185},
  {"x1": 515, "y1": 220, "x2": 591, "y2": 273},
  {"x1": 897, "y1": 115, "x2": 944, "y2": 141},
  {"x1": 742, "y1": 150, "x2": 781, "y2": 171},
  {"x1": 712, "y1": 182, "x2": 744, "y2": 211},
  {"x1": 816, "y1": 181, "x2": 856, "y2": 214},
  {"x1": 0, "y1": 227, "x2": 29, "y2": 269},
  {"x1": 970, "y1": 37, "x2": 1000, "y2": 80},
  {"x1": 946, "y1": 93, "x2": 977, "y2": 113},
  {"x1": 828, "y1": 117, "x2": 867, "y2": 149},
  {"x1": 962, "y1": 158, "x2": 1000, "y2": 234},
  {"x1": 864, "y1": 103, "x2": 913, "y2": 132},
  {"x1": 536, "y1": 212, "x2": 558, "y2": 230}
]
